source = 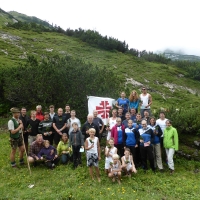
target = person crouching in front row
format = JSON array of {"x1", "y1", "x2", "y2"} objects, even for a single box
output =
[{"x1": 38, "y1": 140, "x2": 59, "y2": 169}]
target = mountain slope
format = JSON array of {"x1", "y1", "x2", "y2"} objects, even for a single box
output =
[
  {"x1": 0, "y1": 8, "x2": 18, "y2": 27},
  {"x1": 8, "y1": 11, "x2": 52, "y2": 28},
  {"x1": 0, "y1": 10, "x2": 200, "y2": 111}
]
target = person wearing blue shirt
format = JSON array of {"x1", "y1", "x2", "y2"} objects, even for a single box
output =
[
  {"x1": 122, "y1": 112, "x2": 131, "y2": 128},
  {"x1": 124, "y1": 120, "x2": 139, "y2": 166},
  {"x1": 129, "y1": 90, "x2": 140, "y2": 113},
  {"x1": 130, "y1": 108, "x2": 137, "y2": 121},
  {"x1": 148, "y1": 117, "x2": 163, "y2": 171},
  {"x1": 116, "y1": 92, "x2": 129, "y2": 115}
]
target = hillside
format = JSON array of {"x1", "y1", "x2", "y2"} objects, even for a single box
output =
[
  {"x1": 8, "y1": 11, "x2": 53, "y2": 28},
  {"x1": 0, "y1": 9, "x2": 200, "y2": 111},
  {"x1": 0, "y1": 8, "x2": 18, "y2": 27}
]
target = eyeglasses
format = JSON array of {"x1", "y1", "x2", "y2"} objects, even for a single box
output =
[
  {"x1": 142, "y1": 88, "x2": 146, "y2": 90},
  {"x1": 141, "y1": 124, "x2": 146, "y2": 126}
]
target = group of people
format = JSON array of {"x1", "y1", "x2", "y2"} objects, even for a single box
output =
[{"x1": 7, "y1": 86, "x2": 179, "y2": 183}]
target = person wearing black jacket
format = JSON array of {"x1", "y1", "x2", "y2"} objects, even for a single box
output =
[
  {"x1": 53, "y1": 108, "x2": 67, "y2": 146},
  {"x1": 148, "y1": 117, "x2": 163, "y2": 171},
  {"x1": 19, "y1": 107, "x2": 29, "y2": 152},
  {"x1": 27, "y1": 110, "x2": 40, "y2": 145},
  {"x1": 69, "y1": 122, "x2": 84, "y2": 168},
  {"x1": 38, "y1": 112, "x2": 54, "y2": 145},
  {"x1": 81, "y1": 114, "x2": 99, "y2": 140},
  {"x1": 139, "y1": 120, "x2": 155, "y2": 172}
]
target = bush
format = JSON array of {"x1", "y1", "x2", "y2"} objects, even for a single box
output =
[{"x1": 1, "y1": 55, "x2": 122, "y2": 121}]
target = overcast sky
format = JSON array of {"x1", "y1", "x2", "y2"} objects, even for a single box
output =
[{"x1": 1, "y1": 0, "x2": 200, "y2": 56}]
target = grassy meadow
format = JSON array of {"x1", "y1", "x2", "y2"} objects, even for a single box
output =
[{"x1": 0, "y1": 128, "x2": 200, "y2": 200}]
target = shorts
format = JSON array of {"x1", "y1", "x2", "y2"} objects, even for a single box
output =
[
  {"x1": 87, "y1": 152, "x2": 99, "y2": 167},
  {"x1": 105, "y1": 159, "x2": 113, "y2": 169},
  {"x1": 9, "y1": 137, "x2": 23, "y2": 149}
]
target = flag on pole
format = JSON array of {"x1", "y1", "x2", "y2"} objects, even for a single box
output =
[{"x1": 87, "y1": 96, "x2": 115, "y2": 124}]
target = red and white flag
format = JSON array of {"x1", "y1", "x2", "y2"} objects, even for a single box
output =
[{"x1": 87, "y1": 96, "x2": 115, "y2": 124}]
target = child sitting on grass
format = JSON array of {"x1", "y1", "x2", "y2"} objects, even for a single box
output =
[
  {"x1": 38, "y1": 140, "x2": 59, "y2": 169},
  {"x1": 108, "y1": 154, "x2": 122, "y2": 184},
  {"x1": 121, "y1": 148, "x2": 137, "y2": 177},
  {"x1": 105, "y1": 137, "x2": 117, "y2": 174},
  {"x1": 85, "y1": 128, "x2": 101, "y2": 182}
]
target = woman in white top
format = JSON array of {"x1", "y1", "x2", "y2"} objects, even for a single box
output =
[
  {"x1": 105, "y1": 138, "x2": 117, "y2": 174},
  {"x1": 106, "y1": 109, "x2": 117, "y2": 142},
  {"x1": 85, "y1": 128, "x2": 101, "y2": 182}
]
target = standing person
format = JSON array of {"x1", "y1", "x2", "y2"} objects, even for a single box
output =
[
  {"x1": 85, "y1": 128, "x2": 101, "y2": 182},
  {"x1": 105, "y1": 138, "x2": 117, "y2": 174},
  {"x1": 38, "y1": 140, "x2": 59, "y2": 169},
  {"x1": 69, "y1": 122, "x2": 84, "y2": 169},
  {"x1": 116, "y1": 92, "x2": 129, "y2": 115},
  {"x1": 148, "y1": 117, "x2": 163, "y2": 171},
  {"x1": 93, "y1": 110, "x2": 104, "y2": 141},
  {"x1": 8, "y1": 107, "x2": 25, "y2": 167},
  {"x1": 163, "y1": 120, "x2": 179, "y2": 174},
  {"x1": 53, "y1": 108, "x2": 67, "y2": 146},
  {"x1": 27, "y1": 110, "x2": 40, "y2": 145},
  {"x1": 142, "y1": 110, "x2": 151, "y2": 125},
  {"x1": 124, "y1": 120, "x2": 138, "y2": 166},
  {"x1": 139, "y1": 120, "x2": 155, "y2": 172},
  {"x1": 67, "y1": 110, "x2": 81, "y2": 136},
  {"x1": 49, "y1": 105, "x2": 56, "y2": 120},
  {"x1": 36, "y1": 105, "x2": 44, "y2": 121},
  {"x1": 82, "y1": 114, "x2": 99, "y2": 140},
  {"x1": 19, "y1": 107, "x2": 29, "y2": 152},
  {"x1": 140, "y1": 86, "x2": 152, "y2": 117},
  {"x1": 156, "y1": 111, "x2": 168, "y2": 148},
  {"x1": 117, "y1": 107, "x2": 125, "y2": 122},
  {"x1": 106, "y1": 109, "x2": 117, "y2": 142},
  {"x1": 122, "y1": 112, "x2": 131, "y2": 128},
  {"x1": 63, "y1": 104, "x2": 71, "y2": 120},
  {"x1": 130, "y1": 108, "x2": 137, "y2": 121},
  {"x1": 38, "y1": 112, "x2": 54, "y2": 145},
  {"x1": 111, "y1": 117, "x2": 125, "y2": 158},
  {"x1": 28, "y1": 134, "x2": 44, "y2": 165},
  {"x1": 57, "y1": 133, "x2": 71, "y2": 165},
  {"x1": 129, "y1": 90, "x2": 140, "y2": 113}
]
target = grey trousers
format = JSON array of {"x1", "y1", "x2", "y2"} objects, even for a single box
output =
[{"x1": 152, "y1": 143, "x2": 163, "y2": 169}]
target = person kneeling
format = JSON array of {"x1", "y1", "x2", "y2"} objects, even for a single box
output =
[
  {"x1": 108, "y1": 154, "x2": 122, "y2": 184},
  {"x1": 38, "y1": 140, "x2": 59, "y2": 169},
  {"x1": 121, "y1": 148, "x2": 137, "y2": 177}
]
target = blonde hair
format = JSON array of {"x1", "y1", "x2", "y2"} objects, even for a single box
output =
[
  {"x1": 31, "y1": 110, "x2": 36, "y2": 115},
  {"x1": 89, "y1": 128, "x2": 96, "y2": 133},
  {"x1": 129, "y1": 90, "x2": 139, "y2": 102},
  {"x1": 112, "y1": 154, "x2": 119, "y2": 160}
]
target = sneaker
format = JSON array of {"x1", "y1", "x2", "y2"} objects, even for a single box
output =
[
  {"x1": 52, "y1": 163, "x2": 55, "y2": 168},
  {"x1": 12, "y1": 165, "x2": 19, "y2": 169}
]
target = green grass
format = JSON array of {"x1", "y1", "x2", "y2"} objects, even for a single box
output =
[{"x1": 0, "y1": 132, "x2": 200, "y2": 200}]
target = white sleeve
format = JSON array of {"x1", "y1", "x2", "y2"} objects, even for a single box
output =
[
  {"x1": 8, "y1": 120, "x2": 14, "y2": 130},
  {"x1": 78, "y1": 119, "x2": 81, "y2": 128}
]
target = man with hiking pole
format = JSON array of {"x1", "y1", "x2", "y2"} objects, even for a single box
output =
[{"x1": 8, "y1": 107, "x2": 25, "y2": 168}]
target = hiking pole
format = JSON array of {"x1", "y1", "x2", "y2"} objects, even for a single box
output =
[{"x1": 21, "y1": 131, "x2": 32, "y2": 175}]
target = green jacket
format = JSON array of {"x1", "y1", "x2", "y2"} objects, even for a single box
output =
[
  {"x1": 57, "y1": 140, "x2": 70, "y2": 156},
  {"x1": 163, "y1": 126, "x2": 179, "y2": 150}
]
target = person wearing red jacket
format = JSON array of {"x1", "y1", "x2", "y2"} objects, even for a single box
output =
[
  {"x1": 36, "y1": 105, "x2": 44, "y2": 121},
  {"x1": 111, "y1": 117, "x2": 125, "y2": 157}
]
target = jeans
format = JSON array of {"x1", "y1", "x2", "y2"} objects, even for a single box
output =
[
  {"x1": 61, "y1": 154, "x2": 69, "y2": 164},
  {"x1": 165, "y1": 148, "x2": 175, "y2": 170}
]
